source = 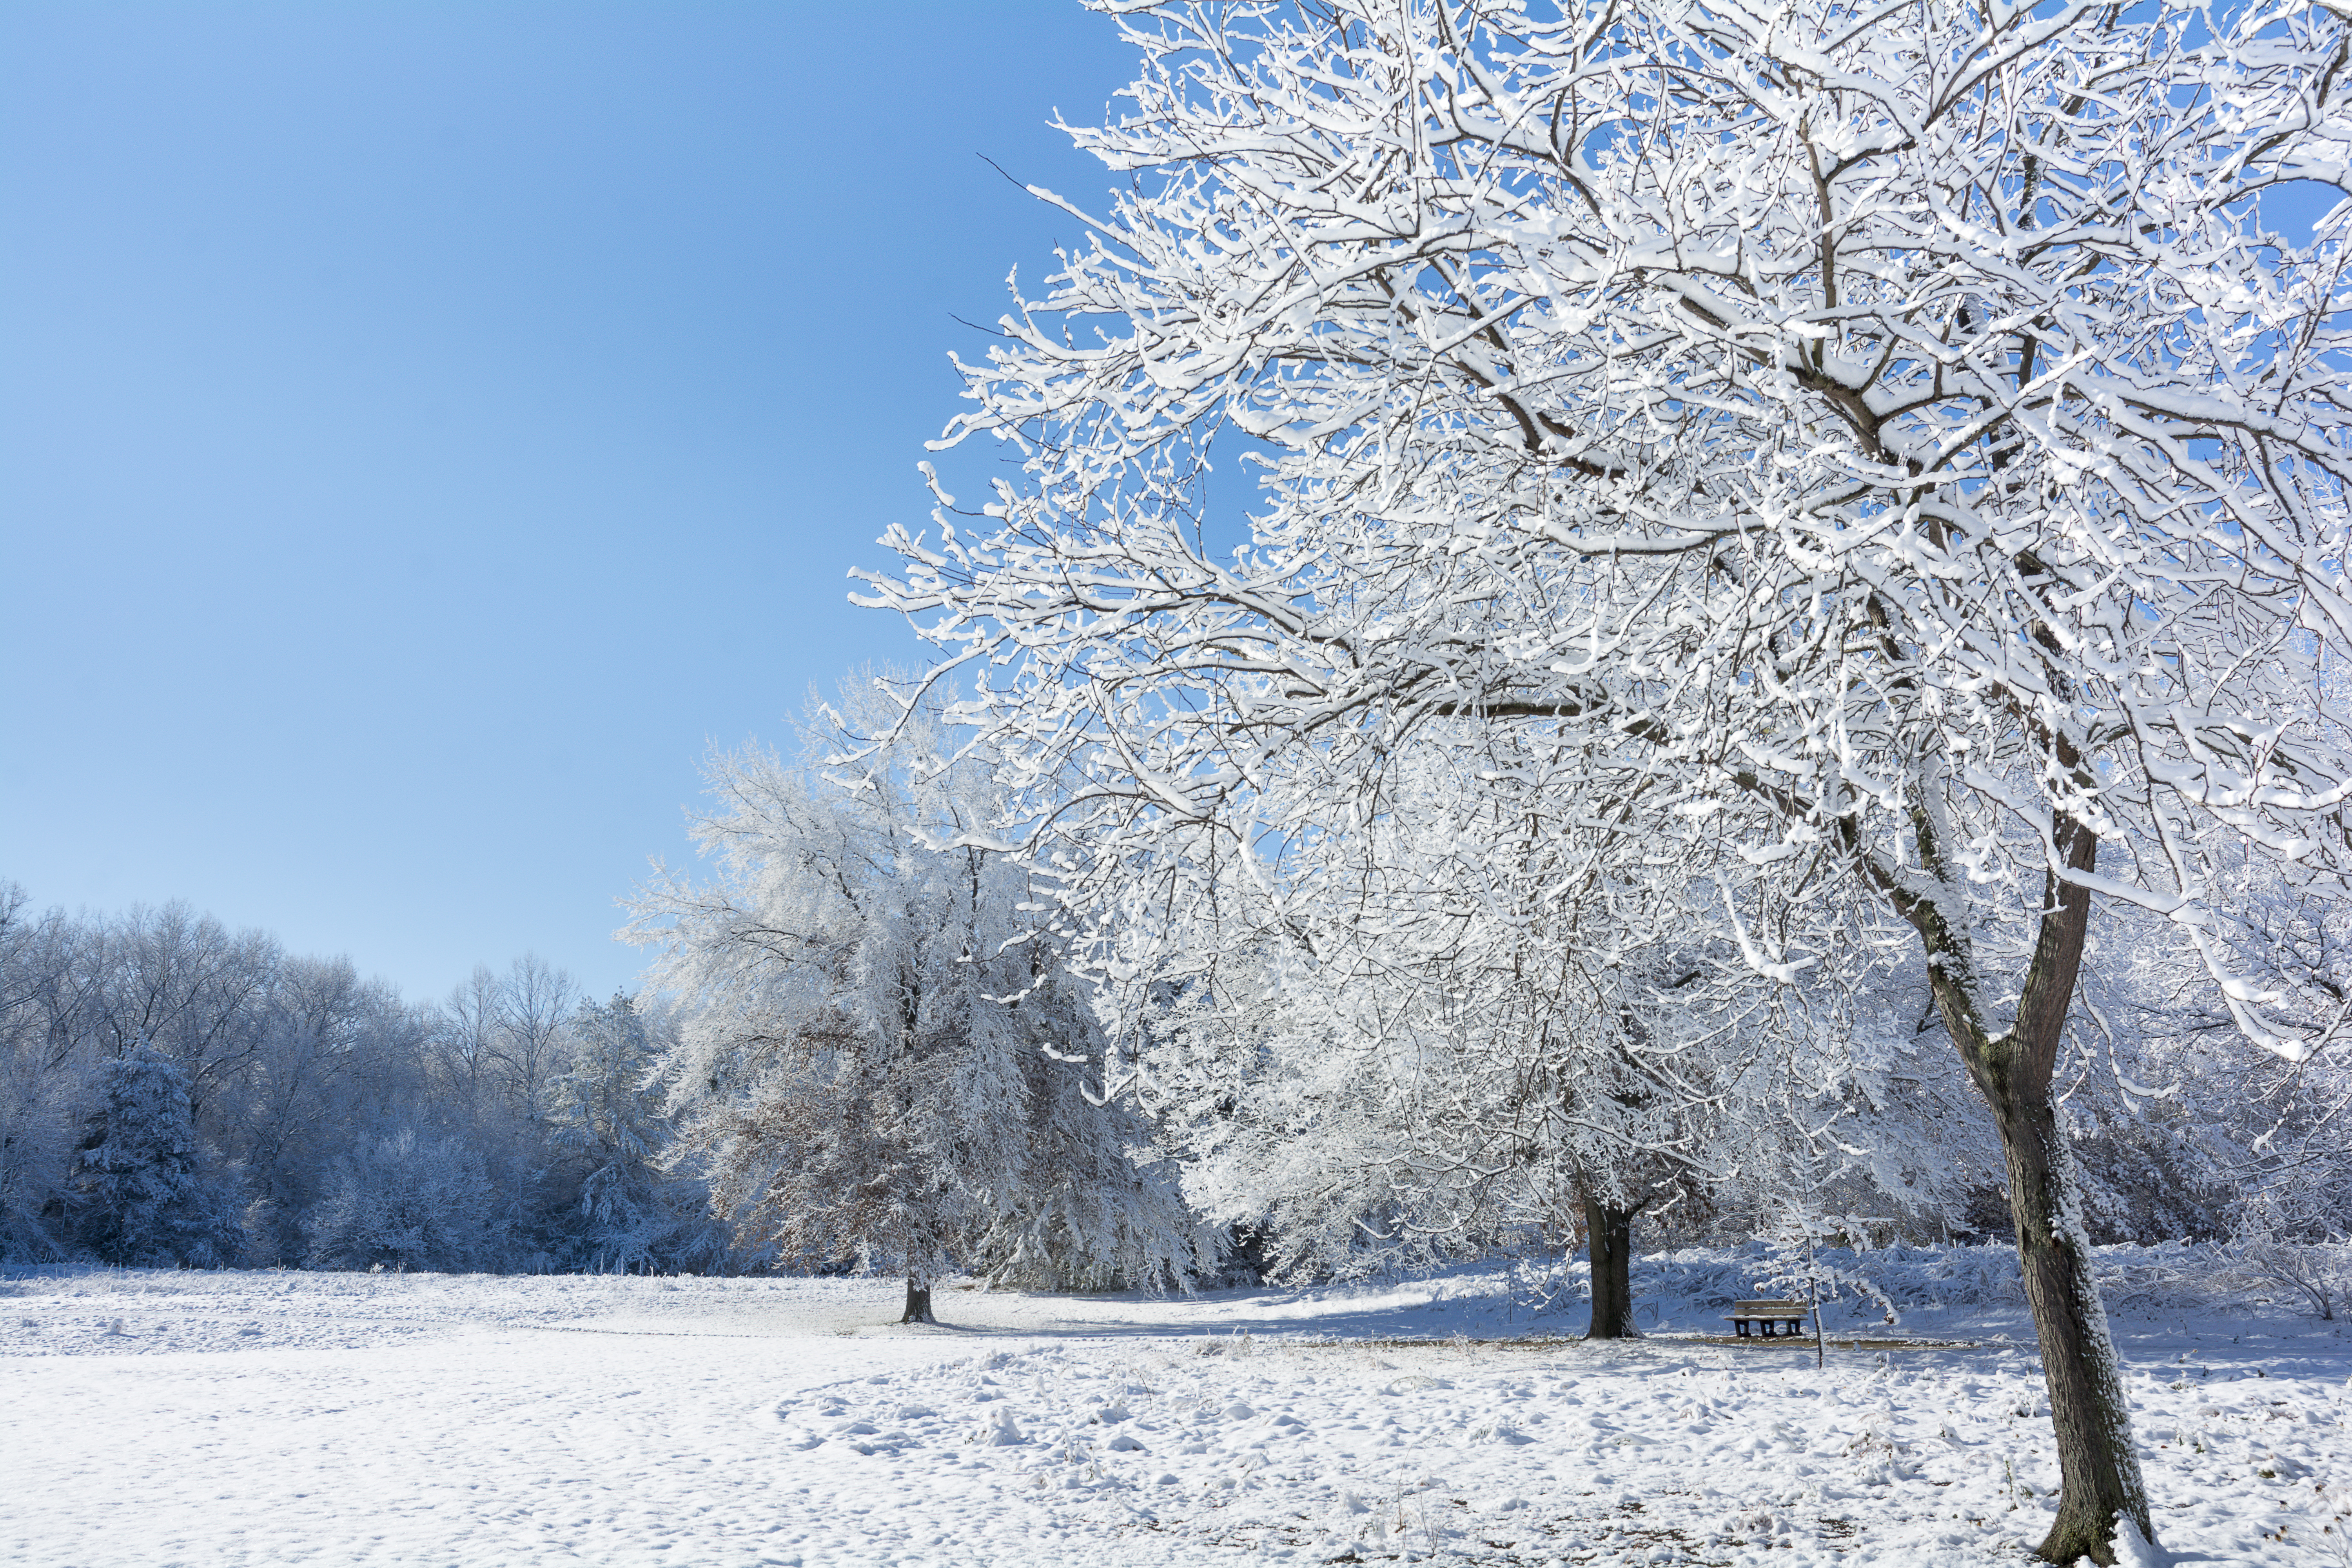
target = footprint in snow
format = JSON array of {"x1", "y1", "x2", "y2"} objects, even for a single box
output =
[{"x1": 1466, "y1": 1420, "x2": 1534, "y2": 1446}]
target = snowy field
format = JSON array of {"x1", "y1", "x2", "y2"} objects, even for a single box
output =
[{"x1": 2, "y1": 1251, "x2": 2346, "y2": 1568}]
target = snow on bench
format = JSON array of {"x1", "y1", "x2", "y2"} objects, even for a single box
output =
[{"x1": 1727, "y1": 1299, "x2": 1813, "y2": 1338}]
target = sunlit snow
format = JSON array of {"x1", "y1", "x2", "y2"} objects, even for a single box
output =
[{"x1": 4, "y1": 1250, "x2": 2344, "y2": 1566}]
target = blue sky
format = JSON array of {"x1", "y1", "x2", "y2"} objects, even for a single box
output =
[{"x1": 0, "y1": 1, "x2": 1138, "y2": 1002}]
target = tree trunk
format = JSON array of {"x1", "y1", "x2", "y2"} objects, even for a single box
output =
[
  {"x1": 1582, "y1": 1192, "x2": 1638, "y2": 1339},
  {"x1": 902, "y1": 1272, "x2": 935, "y2": 1325},
  {"x1": 1904, "y1": 811, "x2": 2151, "y2": 1564},
  {"x1": 1981, "y1": 1068, "x2": 2150, "y2": 1561}
]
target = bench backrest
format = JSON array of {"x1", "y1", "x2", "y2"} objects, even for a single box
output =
[{"x1": 1732, "y1": 1299, "x2": 1809, "y2": 1314}]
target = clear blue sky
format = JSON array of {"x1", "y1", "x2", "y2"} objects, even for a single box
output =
[{"x1": 0, "y1": 1, "x2": 1138, "y2": 1003}]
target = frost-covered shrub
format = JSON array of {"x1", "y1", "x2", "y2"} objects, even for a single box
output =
[
  {"x1": 2230, "y1": 1241, "x2": 2352, "y2": 1321},
  {"x1": 304, "y1": 1127, "x2": 502, "y2": 1272}
]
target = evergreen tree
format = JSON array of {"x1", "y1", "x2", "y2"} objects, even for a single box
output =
[{"x1": 70, "y1": 1039, "x2": 236, "y2": 1266}]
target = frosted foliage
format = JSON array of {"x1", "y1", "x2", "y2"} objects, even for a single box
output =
[
  {"x1": 70, "y1": 1040, "x2": 237, "y2": 1268},
  {"x1": 303, "y1": 1128, "x2": 501, "y2": 1273},
  {"x1": 545, "y1": 993, "x2": 732, "y2": 1275},
  {"x1": 860, "y1": 0, "x2": 2352, "y2": 1067},
  {"x1": 853, "y1": 7, "x2": 2352, "y2": 1548},
  {"x1": 0, "y1": 887, "x2": 79, "y2": 1261},
  {"x1": 2040, "y1": 893, "x2": 2352, "y2": 1246},
  {"x1": 627, "y1": 680, "x2": 1218, "y2": 1292},
  {"x1": 1144, "y1": 832, "x2": 1993, "y2": 1281}
]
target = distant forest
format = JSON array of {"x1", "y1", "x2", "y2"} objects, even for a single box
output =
[{"x1": 0, "y1": 884, "x2": 728, "y2": 1274}]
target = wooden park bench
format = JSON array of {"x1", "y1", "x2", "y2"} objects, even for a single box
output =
[{"x1": 1728, "y1": 1299, "x2": 1813, "y2": 1338}]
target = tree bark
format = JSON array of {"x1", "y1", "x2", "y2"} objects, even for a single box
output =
[
  {"x1": 1582, "y1": 1192, "x2": 1638, "y2": 1339},
  {"x1": 1902, "y1": 813, "x2": 2151, "y2": 1564},
  {"x1": 1989, "y1": 1084, "x2": 2148, "y2": 1561},
  {"x1": 901, "y1": 1273, "x2": 935, "y2": 1325}
]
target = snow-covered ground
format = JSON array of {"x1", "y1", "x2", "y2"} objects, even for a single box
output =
[{"x1": 2, "y1": 1252, "x2": 2345, "y2": 1567}]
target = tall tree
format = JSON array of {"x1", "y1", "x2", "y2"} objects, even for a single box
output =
[
  {"x1": 858, "y1": 3, "x2": 2352, "y2": 1558},
  {"x1": 0, "y1": 883, "x2": 85, "y2": 1261},
  {"x1": 1126, "y1": 731, "x2": 1793, "y2": 1330}
]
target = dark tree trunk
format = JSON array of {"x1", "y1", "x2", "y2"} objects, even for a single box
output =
[
  {"x1": 901, "y1": 1273, "x2": 935, "y2": 1325},
  {"x1": 1989, "y1": 1086, "x2": 2148, "y2": 1561},
  {"x1": 1582, "y1": 1192, "x2": 1638, "y2": 1340},
  {"x1": 1894, "y1": 809, "x2": 2151, "y2": 1563}
]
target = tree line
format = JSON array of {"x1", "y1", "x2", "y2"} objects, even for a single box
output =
[
  {"x1": 0, "y1": 892, "x2": 725, "y2": 1275},
  {"x1": 10, "y1": 684, "x2": 2328, "y2": 1306}
]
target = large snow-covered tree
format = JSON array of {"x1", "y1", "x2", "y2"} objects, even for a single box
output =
[
  {"x1": 626, "y1": 682, "x2": 1216, "y2": 1321},
  {"x1": 1134, "y1": 726, "x2": 1972, "y2": 1328},
  {"x1": 857, "y1": 2, "x2": 2352, "y2": 1557}
]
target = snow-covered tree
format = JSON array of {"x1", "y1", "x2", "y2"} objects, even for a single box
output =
[
  {"x1": 627, "y1": 680, "x2": 1216, "y2": 1320},
  {"x1": 69, "y1": 1038, "x2": 237, "y2": 1267},
  {"x1": 2078, "y1": 877, "x2": 2352, "y2": 1246},
  {"x1": 78, "y1": 902, "x2": 277, "y2": 1125},
  {"x1": 1118, "y1": 731, "x2": 1747, "y2": 1323},
  {"x1": 0, "y1": 882, "x2": 83, "y2": 1261},
  {"x1": 857, "y1": 3, "x2": 2352, "y2": 1557},
  {"x1": 546, "y1": 992, "x2": 734, "y2": 1273},
  {"x1": 1136, "y1": 731, "x2": 1978, "y2": 1325}
]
